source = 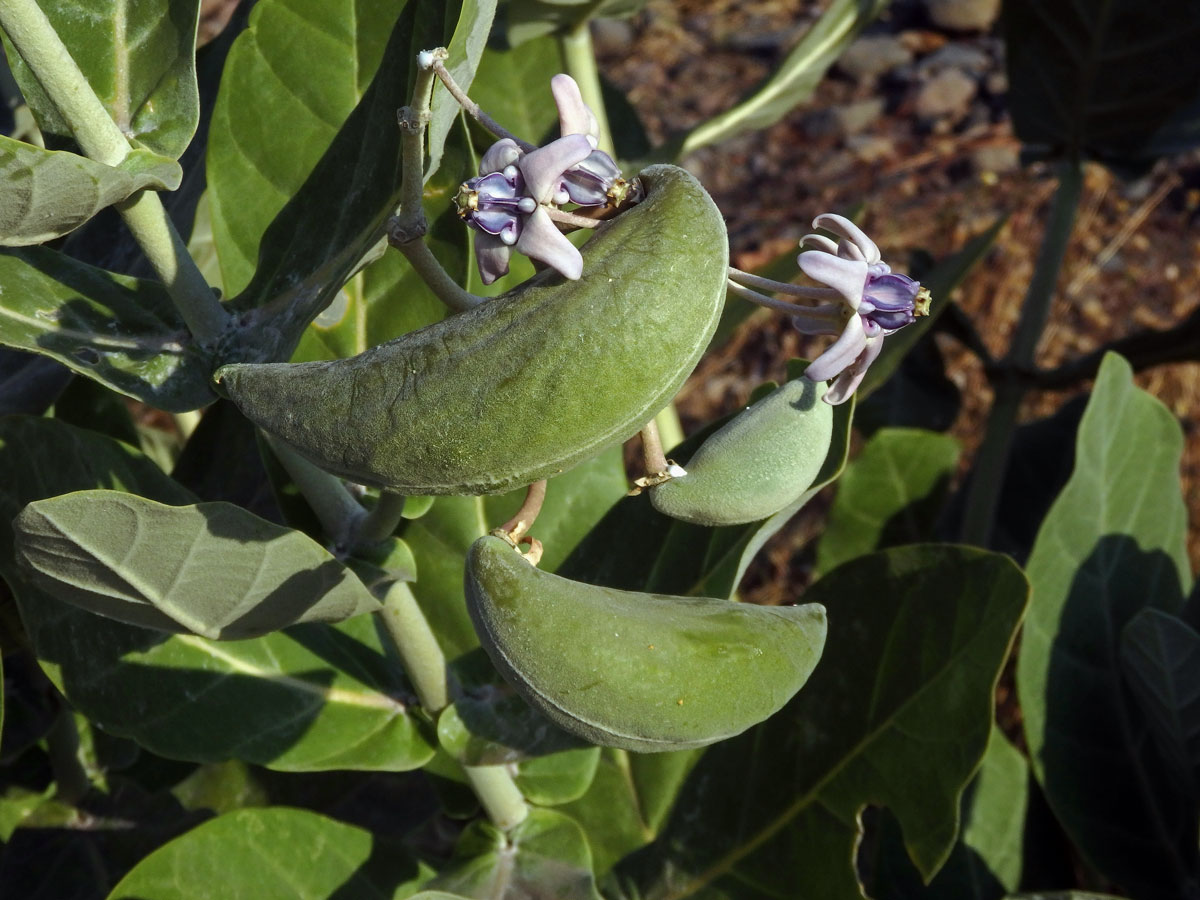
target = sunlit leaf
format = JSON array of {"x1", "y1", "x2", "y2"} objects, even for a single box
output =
[
  {"x1": 1017, "y1": 353, "x2": 1196, "y2": 897},
  {"x1": 2, "y1": 0, "x2": 201, "y2": 159}
]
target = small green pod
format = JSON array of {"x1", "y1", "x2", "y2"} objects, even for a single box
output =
[
  {"x1": 215, "y1": 165, "x2": 727, "y2": 495},
  {"x1": 650, "y1": 376, "x2": 834, "y2": 525},
  {"x1": 465, "y1": 535, "x2": 827, "y2": 752}
]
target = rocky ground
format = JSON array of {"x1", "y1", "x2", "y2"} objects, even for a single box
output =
[{"x1": 594, "y1": 0, "x2": 1200, "y2": 599}]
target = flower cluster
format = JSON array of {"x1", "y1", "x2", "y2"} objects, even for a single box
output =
[
  {"x1": 455, "y1": 75, "x2": 628, "y2": 285},
  {"x1": 793, "y1": 214, "x2": 930, "y2": 405}
]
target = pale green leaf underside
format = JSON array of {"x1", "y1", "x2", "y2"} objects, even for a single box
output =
[
  {"x1": 679, "y1": 0, "x2": 887, "y2": 155},
  {"x1": 0, "y1": 247, "x2": 214, "y2": 411},
  {"x1": 107, "y1": 807, "x2": 417, "y2": 900},
  {"x1": 3, "y1": 0, "x2": 201, "y2": 159},
  {"x1": 0, "y1": 139, "x2": 181, "y2": 245},
  {"x1": 15, "y1": 490, "x2": 379, "y2": 640},
  {"x1": 0, "y1": 418, "x2": 433, "y2": 773}
]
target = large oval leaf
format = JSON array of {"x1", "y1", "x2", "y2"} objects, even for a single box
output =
[
  {"x1": 0, "y1": 418, "x2": 434, "y2": 772},
  {"x1": 107, "y1": 807, "x2": 428, "y2": 900},
  {"x1": 0, "y1": 139, "x2": 180, "y2": 245},
  {"x1": 1016, "y1": 352, "x2": 1196, "y2": 897},
  {"x1": 0, "y1": 247, "x2": 214, "y2": 411},
  {"x1": 2, "y1": 0, "x2": 201, "y2": 159},
  {"x1": 14, "y1": 490, "x2": 379, "y2": 640}
]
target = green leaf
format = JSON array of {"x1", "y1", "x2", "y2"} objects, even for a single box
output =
[
  {"x1": 107, "y1": 806, "x2": 428, "y2": 899},
  {"x1": 862, "y1": 724, "x2": 1029, "y2": 899},
  {"x1": 0, "y1": 418, "x2": 434, "y2": 773},
  {"x1": 0, "y1": 139, "x2": 180, "y2": 245},
  {"x1": 1120, "y1": 608, "x2": 1200, "y2": 796},
  {"x1": 859, "y1": 216, "x2": 1006, "y2": 398},
  {"x1": 14, "y1": 490, "x2": 380, "y2": 640},
  {"x1": 1016, "y1": 353, "x2": 1196, "y2": 897},
  {"x1": 560, "y1": 748, "x2": 702, "y2": 876},
  {"x1": 208, "y1": 0, "x2": 488, "y2": 364},
  {"x1": 816, "y1": 427, "x2": 960, "y2": 577},
  {"x1": 427, "y1": 807, "x2": 604, "y2": 900},
  {"x1": 677, "y1": 0, "x2": 887, "y2": 156},
  {"x1": 2, "y1": 0, "x2": 201, "y2": 159},
  {"x1": 1004, "y1": 0, "x2": 1200, "y2": 170},
  {"x1": 0, "y1": 247, "x2": 215, "y2": 411},
  {"x1": 428, "y1": 0, "x2": 498, "y2": 178},
  {"x1": 609, "y1": 545, "x2": 1028, "y2": 897}
]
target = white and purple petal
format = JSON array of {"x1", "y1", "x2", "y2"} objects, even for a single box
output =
[
  {"x1": 822, "y1": 337, "x2": 884, "y2": 405},
  {"x1": 812, "y1": 213, "x2": 881, "y2": 264},
  {"x1": 551, "y1": 74, "x2": 600, "y2": 147},
  {"x1": 516, "y1": 208, "x2": 583, "y2": 280},
  {"x1": 804, "y1": 314, "x2": 868, "y2": 383},
  {"x1": 474, "y1": 233, "x2": 512, "y2": 285},
  {"x1": 479, "y1": 138, "x2": 523, "y2": 176},
  {"x1": 519, "y1": 134, "x2": 595, "y2": 205},
  {"x1": 798, "y1": 251, "x2": 868, "y2": 309}
]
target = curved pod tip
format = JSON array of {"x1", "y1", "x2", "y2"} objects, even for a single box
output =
[
  {"x1": 464, "y1": 535, "x2": 827, "y2": 752},
  {"x1": 650, "y1": 376, "x2": 834, "y2": 526}
]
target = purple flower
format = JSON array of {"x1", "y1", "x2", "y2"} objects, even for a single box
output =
[
  {"x1": 455, "y1": 76, "x2": 631, "y2": 285},
  {"x1": 792, "y1": 214, "x2": 930, "y2": 405},
  {"x1": 457, "y1": 135, "x2": 593, "y2": 284}
]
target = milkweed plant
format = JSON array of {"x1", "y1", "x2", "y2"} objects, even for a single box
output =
[{"x1": 0, "y1": 1, "x2": 1197, "y2": 898}]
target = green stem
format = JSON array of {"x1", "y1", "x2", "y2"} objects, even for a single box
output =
[
  {"x1": 46, "y1": 709, "x2": 89, "y2": 806},
  {"x1": 262, "y1": 433, "x2": 364, "y2": 546},
  {"x1": 0, "y1": 0, "x2": 229, "y2": 344},
  {"x1": 463, "y1": 764, "x2": 529, "y2": 830},
  {"x1": 375, "y1": 580, "x2": 449, "y2": 712},
  {"x1": 961, "y1": 160, "x2": 1084, "y2": 545},
  {"x1": 389, "y1": 50, "x2": 484, "y2": 312},
  {"x1": 559, "y1": 21, "x2": 615, "y2": 157},
  {"x1": 356, "y1": 492, "x2": 409, "y2": 545}
]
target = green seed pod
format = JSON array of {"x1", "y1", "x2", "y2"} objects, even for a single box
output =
[
  {"x1": 650, "y1": 376, "x2": 834, "y2": 525},
  {"x1": 215, "y1": 165, "x2": 727, "y2": 494},
  {"x1": 465, "y1": 535, "x2": 827, "y2": 752}
]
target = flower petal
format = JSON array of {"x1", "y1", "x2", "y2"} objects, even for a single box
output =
[
  {"x1": 798, "y1": 251, "x2": 867, "y2": 308},
  {"x1": 799, "y1": 234, "x2": 839, "y2": 255},
  {"x1": 812, "y1": 213, "x2": 881, "y2": 264},
  {"x1": 516, "y1": 208, "x2": 583, "y2": 280},
  {"x1": 474, "y1": 233, "x2": 512, "y2": 285},
  {"x1": 823, "y1": 336, "x2": 884, "y2": 405},
  {"x1": 480, "y1": 138, "x2": 522, "y2": 175},
  {"x1": 791, "y1": 304, "x2": 845, "y2": 335},
  {"x1": 551, "y1": 74, "x2": 600, "y2": 146},
  {"x1": 804, "y1": 315, "x2": 867, "y2": 383},
  {"x1": 519, "y1": 134, "x2": 594, "y2": 204}
]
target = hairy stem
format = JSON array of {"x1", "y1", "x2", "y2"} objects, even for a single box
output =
[
  {"x1": 961, "y1": 160, "x2": 1083, "y2": 545},
  {"x1": 390, "y1": 50, "x2": 485, "y2": 312},
  {"x1": 641, "y1": 417, "x2": 668, "y2": 474},
  {"x1": 727, "y1": 267, "x2": 841, "y2": 301},
  {"x1": 0, "y1": 0, "x2": 229, "y2": 344},
  {"x1": 501, "y1": 480, "x2": 547, "y2": 538},
  {"x1": 431, "y1": 58, "x2": 536, "y2": 152},
  {"x1": 654, "y1": 404, "x2": 684, "y2": 456},
  {"x1": 544, "y1": 206, "x2": 602, "y2": 229},
  {"x1": 375, "y1": 580, "x2": 449, "y2": 712},
  {"x1": 356, "y1": 492, "x2": 409, "y2": 545},
  {"x1": 559, "y1": 21, "x2": 615, "y2": 157},
  {"x1": 262, "y1": 433, "x2": 364, "y2": 547},
  {"x1": 46, "y1": 708, "x2": 90, "y2": 806},
  {"x1": 463, "y1": 764, "x2": 530, "y2": 830}
]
